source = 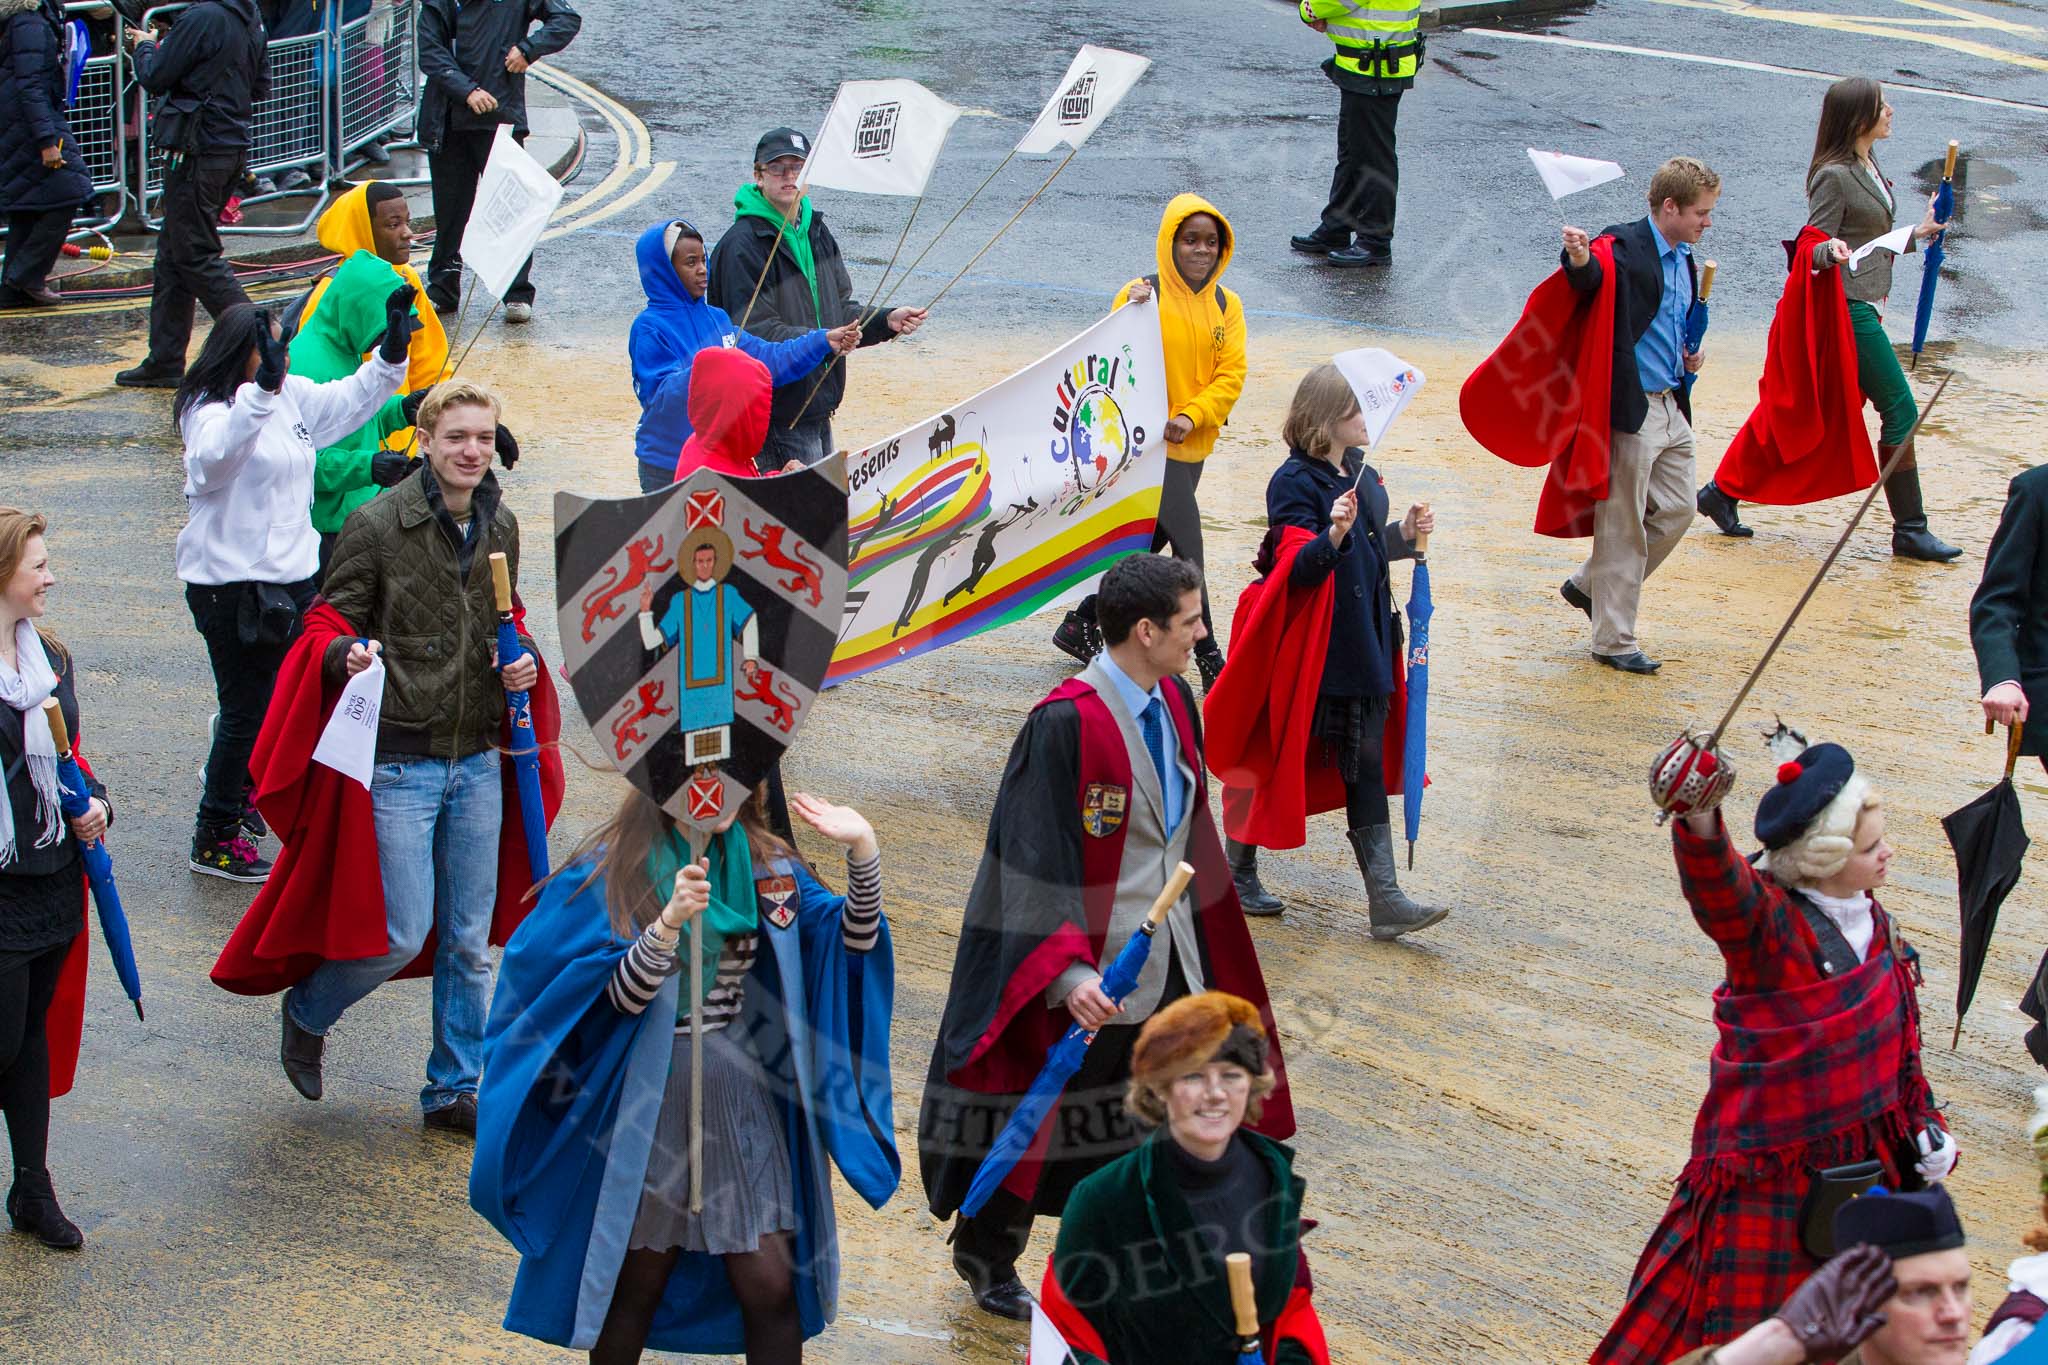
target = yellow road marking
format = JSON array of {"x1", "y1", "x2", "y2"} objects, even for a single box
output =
[{"x1": 1639, "y1": 0, "x2": 2048, "y2": 72}]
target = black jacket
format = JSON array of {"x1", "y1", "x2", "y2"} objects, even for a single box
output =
[
  {"x1": 706, "y1": 204, "x2": 897, "y2": 429},
  {"x1": 1268, "y1": 446, "x2": 1413, "y2": 700},
  {"x1": 415, "y1": 0, "x2": 580, "y2": 152},
  {"x1": 1, "y1": 637, "x2": 109, "y2": 958},
  {"x1": 1561, "y1": 217, "x2": 1697, "y2": 436},
  {"x1": 132, "y1": 0, "x2": 267, "y2": 154},
  {"x1": 0, "y1": 0, "x2": 92, "y2": 214},
  {"x1": 1971, "y1": 464, "x2": 2048, "y2": 757}
]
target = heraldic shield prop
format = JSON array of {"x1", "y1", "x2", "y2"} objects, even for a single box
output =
[{"x1": 555, "y1": 459, "x2": 850, "y2": 827}]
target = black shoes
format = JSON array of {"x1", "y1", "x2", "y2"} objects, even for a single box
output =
[
  {"x1": 1559, "y1": 578, "x2": 1592, "y2": 618},
  {"x1": 114, "y1": 360, "x2": 183, "y2": 389},
  {"x1": 1696, "y1": 481, "x2": 1753, "y2": 537},
  {"x1": 1327, "y1": 243, "x2": 1392, "y2": 268},
  {"x1": 1194, "y1": 643, "x2": 1225, "y2": 692},
  {"x1": 1595, "y1": 650, "x2": 1661, "y2": 675},
  {"x1": 1226, "y1": 838, "x2": 1284, "y2": 917},
  {"x1": 1290, "y1": 228, "x2": 1349, "y2": 255},
  {"x1": 280, "y1": 1007, "x2": 325, "y2": 1100},
  {"x1": 191, "y1": 828, "x2": 272, "y2": 882},
  {"x1": 0, "y1": 284, "x2": 61, "y2": 307},
  {"x1": 8, "y1": 1168, "x2": 83, "y2": 1251},
  {"x1": 971, "y1": 1274, "x2": 1033, "y2": 1321},
  {"x1": 424, "y1": 1093, "x2": 479, "y2": 1136},
  {"x1": 1051, "y1": 608, "x2": 1101, "y2": 665}
]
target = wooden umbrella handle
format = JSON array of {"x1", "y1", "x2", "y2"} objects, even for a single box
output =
[
  {"x1": 1145, "y1": 861, "x2": 1196, "y2": 929},
  {"x1": 1943, "y1": 139, "x2": 1959, "y2": 180},
  {"x1": 2008, "y1": 720, "x2": 2026, "y2": 779},
  {"x1": 489, "y1": 550, "x2": 514, "y2": 614},
  {"x1": 1226, "y1": 1251, "x2": 1259, "y2": 1338},
  {"x1": 1412, "y1": 502, "x2": 1431, "y2": 560},
  {"x1": 1697, "y1": 259, "x2": 1717, "y2": 302},
  {"x1": 40, "y1": 698, "x2": 71, "y2": 757}
]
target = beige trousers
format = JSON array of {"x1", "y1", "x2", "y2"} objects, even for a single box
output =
[{"x1": 1570, "y1": 391, "x2": 1695, "y2": 657}]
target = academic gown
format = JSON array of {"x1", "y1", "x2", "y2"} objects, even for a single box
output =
[
  {"x1": 919, "y1": 674, "x2": 1292, "y2": 1221},
  {"x1": 470, "y1": 854, "x2": 898, "y2": 1354}
]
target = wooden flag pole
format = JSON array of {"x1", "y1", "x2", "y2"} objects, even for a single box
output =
[
  {"x1": 782, "y1": 193, "x2": 930, "y2": 430},
  {"x1": 923, "y1": 146, "x2": 1080, "y2": 312}
]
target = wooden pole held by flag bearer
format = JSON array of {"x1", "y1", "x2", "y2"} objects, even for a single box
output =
[
  {"x1": 783, "y1": 193, "x2": 930, "y2": 430},
  {"x1": 924, "y1": 145, "x2": 1081, "y2": 312}
]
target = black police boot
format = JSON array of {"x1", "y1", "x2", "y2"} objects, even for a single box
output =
[{"x1": 1291, "y1": 226, "x2": 1350, "y2": 255}]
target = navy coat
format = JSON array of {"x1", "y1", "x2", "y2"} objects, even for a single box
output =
[
  {"x1": 1267, "y1": 445, "x2": 1414, "y2": 700},
  {"x1": 0, "y1": 0, "x2": 92, "y2": 214}
]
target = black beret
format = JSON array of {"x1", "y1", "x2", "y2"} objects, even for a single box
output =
[
  {"x1": 1834, "y1": 1185, "x2": 1966, "y2": 1260},
  {"x1": 1754, "y1": 742, "x2": 1855, "y2": 850}
]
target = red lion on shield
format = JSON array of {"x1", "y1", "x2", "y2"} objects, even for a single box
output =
[
  {"x1": 610, "y1": 679, "x2": 675, "y2": 759},
  {"x1": 734, "y1": 665, "x2": 800, "y2": 734},
  {"x1": 580, "y1": 535, "x2": 675, "y2": 643},
  {"x1": 740, "y1": 519, "x2": 822, "y2": 608}
]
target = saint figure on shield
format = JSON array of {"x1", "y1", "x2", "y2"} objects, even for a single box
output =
[{"x1": 638, "y1": 525, "x2": 758, "y2": 765}]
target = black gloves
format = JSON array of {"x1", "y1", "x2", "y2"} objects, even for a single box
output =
[
  {"x1": 399, "y1": 387, "x2": 427, "y2": 428},
  {"x1": 1772, "y1": 1242, "x2": 1895, "y2": 1361},
  {"x1": 495, "y1": 423, "x2": 519, "y2": 469},
  {"x1": 378, "y1": 283, "x2": 419, "y2": 364},
  {"x1": 369, "y1": 450, "x2": 415, "y2": 488},
  {"x1": 253, "y1": 315, "x2": 289, "y2": 393}
]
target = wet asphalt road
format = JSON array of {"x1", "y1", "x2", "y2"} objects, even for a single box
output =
[{"x1": 4, "y1": 0, "x2": 2048, "y2": 1360}]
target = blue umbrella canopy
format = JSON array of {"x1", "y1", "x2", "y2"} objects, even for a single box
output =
[
  {"x1": 1402, "y1": 543, "x2": 1433, "y2": 869},
  {"x1": 40, "y1": 701, "x2": 142, "y2": 1021},
  {"x1": 1681, "y1": 260, "x2": 1716, "y2": 401},
  {"x1": 1911, "y1": 141, "x2": 1959, "y2": 368}
]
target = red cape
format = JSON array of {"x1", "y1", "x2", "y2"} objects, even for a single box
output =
[
  {"x1": 1713, "y1": 225, "x2": 1878, "y2": 506},
  {"x1": 210, "y1": 601, "x2": 565, "y2": 996},
  {"x1": 1460, "y1": 235, "x2": 1618, "y2": 538},
  {"x1": 1204, "y1": 526, "x2": 1408, "y2": 851},
  {"x1": 44, "y1": 750, "x2": 98, "y2": 1099}
]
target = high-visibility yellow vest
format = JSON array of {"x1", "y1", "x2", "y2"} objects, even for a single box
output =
[{"x1": 1301, "y1": 0, "x2": 1421, "y2": 85}]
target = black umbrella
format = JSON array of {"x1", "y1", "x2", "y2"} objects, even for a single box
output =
[
  {"x1": 2021, "y1": 948, "x2": 2048, "y2": 1072},
  {"x1": 1942, "y1": 719, "x2": 2030, "y2": 1048}
]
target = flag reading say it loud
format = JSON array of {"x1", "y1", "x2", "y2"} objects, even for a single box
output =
[
  {"x1": 803, "y1": 78, "x2": 962, "y2": 197},
  {"x1": 1015, "y1": 44, "x2": 1151, "y2": 154}
]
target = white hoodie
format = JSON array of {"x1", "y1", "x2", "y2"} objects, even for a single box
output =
[{"x1": 174, "y1": 352, "x2": 405, "y2": 586}]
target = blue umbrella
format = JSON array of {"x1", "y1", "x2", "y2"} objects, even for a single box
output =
[
  {"x1": 957, "y1": 861, "x2": 1196, "y2": 1218},
  {"x1": 1402, "y1": 534, "x2": 1433, "y2": 870},
  {"x1": 39, "y1": 701, "x2": 142, "y2": 1021},
  {"x1": 1226, "y1": 1252, "x2": 1268, "y2": 1364},
  {"x1": 489, "y1": 552, "x2": 549, "y2": 882},
  {"x1": 1911, "y1": 141, "x2": 1959, "y2": 370},
  {"x1": 63, "y1": 21, "x2": 88, "y2": 109},
  {"x1": 1680, "y1": 260, "x2": 1717, "y2": 402}
]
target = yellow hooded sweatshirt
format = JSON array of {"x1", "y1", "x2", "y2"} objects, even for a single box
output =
[
  {"x1": 302, "y1": 183, "x2": 450, "y2": 448},
  {"x1": 1111, "y1": 193, "x2": 1247, "y2": 465}
]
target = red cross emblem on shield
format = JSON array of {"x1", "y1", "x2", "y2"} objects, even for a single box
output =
[
  {"x1": 686, "y1": 772, "x2": 724, "y2": 821},
  {"x1": 684, "y1": 489, "x2": 725, "y2": 531}
]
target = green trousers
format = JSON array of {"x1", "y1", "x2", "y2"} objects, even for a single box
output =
[{"x1": 1848, "y1": 300, "x2": 1917, "y2": 445}]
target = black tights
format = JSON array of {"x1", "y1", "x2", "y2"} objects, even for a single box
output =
[
  {"x1": 591, "y1": 1230, "x2": 801, "y2": 1365},
  {"x1": 0, "y1": 939, "x2": 73, "y2": 1173}
]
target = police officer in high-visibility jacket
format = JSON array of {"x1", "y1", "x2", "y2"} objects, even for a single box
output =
[{"x1": 1289, "y1": 0, "x2": 1423, "y2": 269}]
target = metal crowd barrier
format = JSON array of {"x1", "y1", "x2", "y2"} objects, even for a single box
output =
[{"x1": 334, "y1": 0, "x2": 421, "y2": 174}]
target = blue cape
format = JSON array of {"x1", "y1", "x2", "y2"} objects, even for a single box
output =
[
  {"x1": 630, "y1": 220, "x2": 835, "y2": 474},
  {"x1": 470, "y1": 851, "x2": 897, "y2": 1353}
]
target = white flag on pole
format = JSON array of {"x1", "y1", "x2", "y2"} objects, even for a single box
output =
[
  {"x1": 1028, "y1": 1300, "x2": 1076, "y2": 1364},
  {"x1": 461, "y1": 124, "x2": 564, "y2": 300},
  {"x1": 1526, "y1": 147, "x2": 1625, "y2": 201},
  {"x1": 1333, "y1": 348, "x2": 1425, "y2": 454},
  {"x1": 311, "y1": 656, "x2": 385, "y2": 790},
  {"x1": 803, "y1": 79, "x2": 961, "y2": 197},
  {"x1": 1015, "y1": 45, "x2": 1151, "y2": 155}
]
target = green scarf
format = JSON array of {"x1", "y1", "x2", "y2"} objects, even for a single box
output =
[
  {"x1": 733, "y1": 181, "x2": 820, "y2": 320},
  {"x1": 645, "y1": 821, "x2": 759, "y2": 1005}
]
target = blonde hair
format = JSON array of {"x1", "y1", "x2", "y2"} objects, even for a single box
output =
[
  {"x1": 1647, "y1": 156, "x2": 1721, "y2": 211},
  {"x1": 1763, "y1": 773, "x2": 1877, "y2": 887},
  {"x1": 0, "y1": 508, "x2": 64, "y2": 662},
  {"x1": 1125, "y1": 1067, "x2": 1277, "y2": 1129},
  {"x1": 1281, "y1": 363, "x2": 1359, "y2": 462},
  {"x1": 416, "y1": 379, "x2": 501, "y2": 439}
]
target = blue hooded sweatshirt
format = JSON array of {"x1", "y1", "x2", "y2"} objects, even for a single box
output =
[{"x1": 630, "y1": 219, "x2": 835, "y2": 475}]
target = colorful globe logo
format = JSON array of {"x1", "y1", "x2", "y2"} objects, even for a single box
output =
[{"x1": 1052, "y1": 383, "x2": 1136, "y2": 492}]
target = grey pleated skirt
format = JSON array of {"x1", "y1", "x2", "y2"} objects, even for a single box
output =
[{"x1": 629, "y1": 1025, "x2": 796, "y2": 1256}]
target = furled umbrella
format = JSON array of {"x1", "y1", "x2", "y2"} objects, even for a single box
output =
[
  {"x1": 1911, "y1": 141, "x2": 1959, "y2": 370},
  {"x1": 958, "y1": 861, "x2": 1195, "y2": 1217},
  {"x1": 2021, "y1": 948, "x2": 2048, "y2": 1073},
  {"x1": 1227, "y1": 1252, "x2": 1268, "y2": 1365},
  {"x1": 1941, "y1": 717, "x2": 2029, "y2": 1048},
  {"x1": 1681, "y1": 260, "x2": 1717, "y2": 402},
  {"x1": 1402, "y1": 525, "x2": 1432, "y2": 869},
  {"x1": 490, "y1": 552, "x2": 549, "y2": 882},
  {"x1": 40, "y1": 700, "x2": 142, "y2": 1020}
]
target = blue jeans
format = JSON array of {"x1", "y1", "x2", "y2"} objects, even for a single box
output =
[
  {"x1": 285, "y1": 750, "x2": 503, "y2": 1112},
  {"x1": 756, "y1": 416, "x2": 832, "y2": 474},
  {"x1": 638, "y1": 461, "x2": 671, "y2": 494}
]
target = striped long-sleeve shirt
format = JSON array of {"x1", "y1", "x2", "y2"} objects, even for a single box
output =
[{"x1": 605, "y1": 852, "x2": 882, "y2": 1030}]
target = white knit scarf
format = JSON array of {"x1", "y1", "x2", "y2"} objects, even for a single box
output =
[{"x1": 0, "y1": 619, "x2": 62, "y2": 867}]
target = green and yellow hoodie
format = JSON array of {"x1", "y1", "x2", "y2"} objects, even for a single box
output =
[{"x1": 1111, "y1": 193, "x2": 1247, "y2": 465}]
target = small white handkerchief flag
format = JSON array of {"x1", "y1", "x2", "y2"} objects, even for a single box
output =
[
  {"x1": 1334, "y1": 347, "x2": 1425, "y2": 452},
  {"x1": 1028, "y1": 1299, "x2": 1077, "y2": 1364},
  {"x1": 1015, "y1": 44, "x2": 1151, "y2": 155},
  {"x1": 312, "y1": 656, "x2": 385, "y2": 791},
  {"x1": 1846, "y1": 224, "x2": 1915, "y2": 272},
  {"x1": 1527, "y1": 148, "x2": 1625, "y2": 201},
  {"x1": 804, "y1": 79, "x2": 962, "y2": 197},
  {"x1": 461, "y1": 125, "x2": 564, "y2": 300}
]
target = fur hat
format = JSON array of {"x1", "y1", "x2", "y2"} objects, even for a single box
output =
[{"x1": 1129, "y1": 992, "x2": 1268, "y2": 1097}]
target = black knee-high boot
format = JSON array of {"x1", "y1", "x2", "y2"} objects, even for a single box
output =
[{"x1": 1882, "y1": 443, "x2": 1962, "y2": 562}]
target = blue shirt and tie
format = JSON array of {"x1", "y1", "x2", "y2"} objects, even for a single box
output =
[
  {"x1": 1096, "y1": 651, "x2": 1186, "y2": 833},
  {"x1": 1631, "y1": 215, "x2": 1694, "y2": 393}
]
